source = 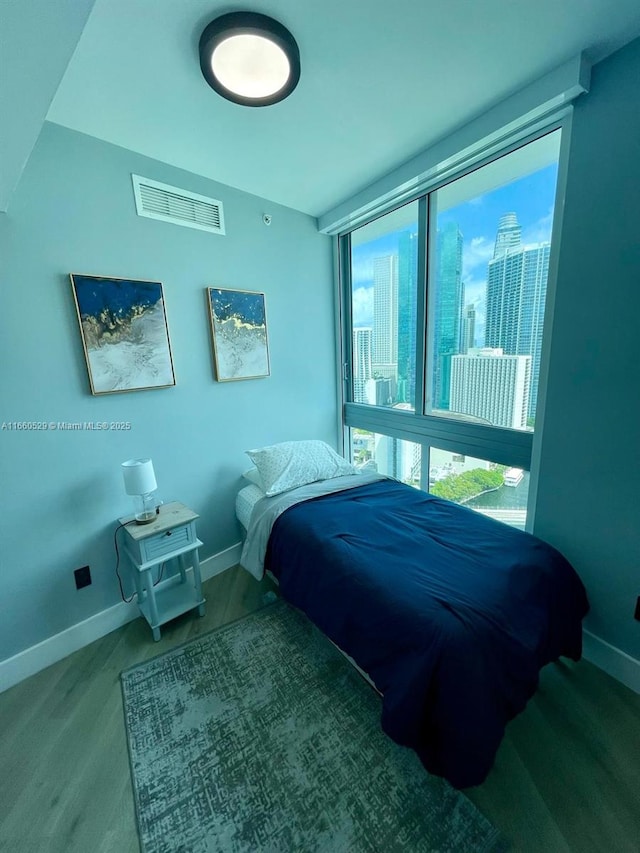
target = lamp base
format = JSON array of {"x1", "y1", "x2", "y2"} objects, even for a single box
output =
[
  {"x1": 135, "y1": 511, "x2": 157, "y2": 525},
  {"x1": 131, "y1": 492, "x2": 157, "y2": 525}
]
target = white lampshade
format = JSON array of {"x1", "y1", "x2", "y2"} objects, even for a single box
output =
[{"x1": 121, "y1": 459, "x2": 157, "y2": 496}]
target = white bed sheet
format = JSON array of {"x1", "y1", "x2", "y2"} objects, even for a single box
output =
[
  {"x1": 240, "y1": 472, "x2": 385, "y2": 581},
  {"x1": 236, "y1": 483, "x2": 265, "y2": 531}
]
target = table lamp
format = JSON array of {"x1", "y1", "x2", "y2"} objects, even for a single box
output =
[{"x1": 121, "y1": 458, "x2": 158, "y2": 524}]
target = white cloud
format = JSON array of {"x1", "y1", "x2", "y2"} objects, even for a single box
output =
[
  {"x1": 352, "y1": 286, "x2": 374, "y2": 327},
  {"x1": 462, "y1": 235, "x2": 493, "y2": 278},
  {"x1": 351, "y1": 256, "x2": 374, "y2": 289},
  {"x1": 522, "y1": 207, "x2": 555, "y2": 245}
]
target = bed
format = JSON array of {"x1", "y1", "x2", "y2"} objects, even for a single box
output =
[{"x1": 237, "y1": 441, "x2": 590, "y2": 789}]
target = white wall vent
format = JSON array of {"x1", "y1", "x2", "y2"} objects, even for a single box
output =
[{"x1": 131, "y1": 175, "x2": 225, "y2": 235}]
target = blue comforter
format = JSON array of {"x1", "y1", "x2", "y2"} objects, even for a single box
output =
[{"x1": 264, "y1": 478, "x2": 589, "y2": 788}]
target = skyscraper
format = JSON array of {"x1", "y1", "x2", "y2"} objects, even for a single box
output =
[
  {"x1": 397, "y1": 230, "x2": 417, "y2": 406},
  {"x1": 352, "y1": 327, "x2": 372, "y2": 403},
  {"x1": 432, "y1": 221, "x2": 463, "y2": 410},
  {"x1": 372, "y1": 254, "x2": 398, "y2": 379},
  {"x1": 461, "y1": 304, "x2": 476, "y2": 353},
  {"x1": 373, "y1": 428, "x2": 421, "y2": 485},
  {"x1": 450, "y1": 348, "x2": 531, "y2": 430},
  {"x1": 492, "y1": 211, "x2": 522, "y2": 257},
  {"x1": 486, "y1": 212, "x2": 549, "y2": 421}
]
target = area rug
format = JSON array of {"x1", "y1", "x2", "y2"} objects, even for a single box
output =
[{"x1": 121, "y1": 599, "x2": 505, "y2": 852}]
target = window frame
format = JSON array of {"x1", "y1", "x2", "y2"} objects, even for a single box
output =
[{"x1": 337, "y1": 113, "x2": 573, "y2": 531}]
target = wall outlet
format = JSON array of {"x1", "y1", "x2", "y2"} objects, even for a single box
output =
[
  {"x1": 634, "y1": 596, "x2": 640, "y2": 622},
  {"x1": 74, "y1": 565, "x2": 91, "y2": 590}
]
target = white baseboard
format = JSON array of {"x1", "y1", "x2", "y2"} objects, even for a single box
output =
[
  {"x1": 0, "y1": 542, "x2": 242, "y2": 695},
  {"x1": 582, "y1": 629, "x2": 640, "y2": 695},
  {"x1": 201, "y1": 541, "x2": 242, "y2": 583}
]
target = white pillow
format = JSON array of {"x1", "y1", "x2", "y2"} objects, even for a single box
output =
[
  {"x1": 242, "y1": 467, "x2": 265, "y2": 490},
  {"x1": 246, "y1": 440, "x2": 356, "y2": 497}
]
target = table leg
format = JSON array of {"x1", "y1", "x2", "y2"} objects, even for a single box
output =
[
  {"x1": 192, "y1": 548, "x2": 205, "y2": 617},
  {"x1": 178, "y1": 553, "x2": 187, "y2": 583},
  {"x1": 144, "y1": 568, "x2": 161, "y2": 641},
  {"x1": 132, "y1": 566, "x2": 145, "y2": 602}
]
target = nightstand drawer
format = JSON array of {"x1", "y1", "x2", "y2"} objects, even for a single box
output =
[{"x1": 141, "y1": 522, "x2": 194, "y2": 561}]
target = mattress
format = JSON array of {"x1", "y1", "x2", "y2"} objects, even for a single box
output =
[{"x1": 236, "y1": 483, "x2": 265, "y2": 531}]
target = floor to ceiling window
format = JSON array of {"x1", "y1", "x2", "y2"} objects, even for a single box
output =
[
  {"x1": 341, "y1": 129, "x2": 562, "y2": 529},
  {"x1": 350, "y1": 202, "x2": 419, "y2": 410}
]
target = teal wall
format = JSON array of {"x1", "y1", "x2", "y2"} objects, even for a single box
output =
[
  {"x1": 0, "y1": 122, "x2": 335, "y2": 661},
  {"x1": 533, "y1": 37, "x2": 640, "y2": 660}
]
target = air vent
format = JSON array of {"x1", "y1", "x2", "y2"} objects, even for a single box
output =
[{"x1": 131, "y1": 175, "x2": 225, "y2": 235}]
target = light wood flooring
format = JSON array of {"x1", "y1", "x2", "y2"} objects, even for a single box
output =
[{"x1": 1, "y1": 565, "x2": 638, "y2": 852}]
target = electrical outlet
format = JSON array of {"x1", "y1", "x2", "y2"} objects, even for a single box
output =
[
  {"x1": 74, "y1": 565, "x2": 91, "y2": 590},
  {"x1": 634, "y1": 596, "x2": 640, "y2": 622}
]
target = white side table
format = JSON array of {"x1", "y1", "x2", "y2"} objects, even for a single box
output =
[{"x1": 119, "y1": 501, "x2": 206, "y2": 641}]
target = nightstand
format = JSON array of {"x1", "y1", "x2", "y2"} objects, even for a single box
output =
[{"x1": 119, "y1": 501, "x2": 206, "y2": 641}]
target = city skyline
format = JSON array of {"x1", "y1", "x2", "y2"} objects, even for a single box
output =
[
  {"x1": 350, "y1": 160, "x2": 559, "y2": 426},
  {"x1": 351, "y1": 162, "x2": 559, "y2": 335}
]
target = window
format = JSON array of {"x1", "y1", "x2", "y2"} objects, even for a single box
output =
[
  {"x1": 350, "y1": 201, "x2": 419, "y2": 410},
  {"x1": 341, "y1": 129, "x2": 562, "y2": 528},
  {"x1": 428, "y1": 132, "x2": 560, "y2": 430},
  {"x1": 353, "y1": 429, "x2": 421, "y2": 488},
  {"x1": 429, "y1": 447, "x2": 529, "y2": 530}
]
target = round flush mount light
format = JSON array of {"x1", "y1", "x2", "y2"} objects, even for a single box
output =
[{"x1": 199, "y1": 11, "x2": 300, "y2": 107}]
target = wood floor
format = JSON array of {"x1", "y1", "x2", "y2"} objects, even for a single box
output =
[{"x1": 1, "y1": 565, "x2": 638, "y2": 853}]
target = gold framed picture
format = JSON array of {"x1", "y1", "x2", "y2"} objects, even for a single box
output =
[
  {"x1": 70, "y1": 274, "x2": 176, "y2": 395},
  {"x1": 206, "y1": 287, "x2": 270, "y2": 381}
]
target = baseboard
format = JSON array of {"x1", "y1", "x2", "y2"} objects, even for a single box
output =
[
  {"x1": 582, "y1": 629, "x2": 640, "y2": 695},
  {"x1": 201, "y1": 541, "x2": 242, "y2": 583},
  {"x1": 0, "y1": 542, "x2": 242, "y2": 695}
]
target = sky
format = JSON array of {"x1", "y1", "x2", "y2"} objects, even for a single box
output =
[{"x1": 351, "y1": 162, "x2": 559, "y2": 342}]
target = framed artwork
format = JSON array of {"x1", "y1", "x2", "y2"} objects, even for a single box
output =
[
  {"x1": 206, "y1": 287, "x2": 271, "y2": 381},
  {"x1": 70, "y1": 274, "x2": 176, "y2": 395}
]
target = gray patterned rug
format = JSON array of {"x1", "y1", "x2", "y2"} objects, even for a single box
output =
[{"x1": 121, "y1": 600, "x2": 504, "y2": 852}]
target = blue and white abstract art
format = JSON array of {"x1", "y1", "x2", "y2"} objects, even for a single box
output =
[
  {"x1": 70, "y1": 274, "x2": 176, "y2": 394},
  {"x1": 207, "y1": 288, "x2": 270, "y2": 381}
]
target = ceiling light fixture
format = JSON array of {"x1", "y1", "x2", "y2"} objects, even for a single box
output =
[{"x1": 199, "y1": 11, "x2": 300, "y2": 107}]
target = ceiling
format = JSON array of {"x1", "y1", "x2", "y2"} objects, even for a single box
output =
[{"x1": 4, "y1": 0, "x2": 640, "y2": 217}]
